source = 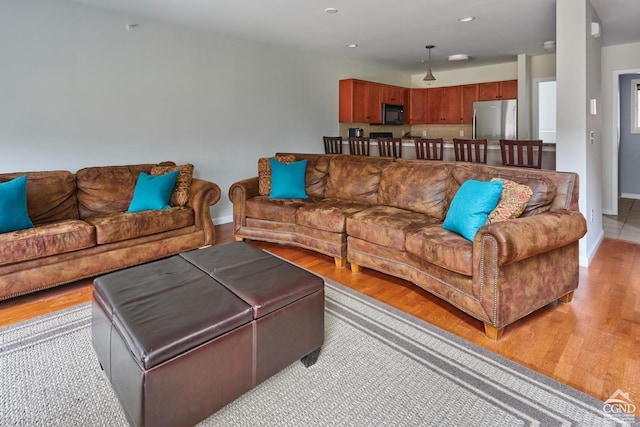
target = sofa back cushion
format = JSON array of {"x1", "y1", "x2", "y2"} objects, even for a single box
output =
[
  {"x1": 324, "y1": 156, "x2": 392, "y2": 204},
  {"x1": 450, "y1": 164, "x2": 558, "y2": 217},
  {"x1": 0, "y1": 171, "x2": 78, "y2": 225},
  {"x1": 379, "y1": 161, "x2": 451, "y2": 219},
  {"x1": 76, "y1": 164, "x2": 156, "y2": 218},
  {"x1": 275, "y1": 153, "x2": 332, "y2": 198}
]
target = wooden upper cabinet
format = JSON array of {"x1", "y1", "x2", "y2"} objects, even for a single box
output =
[
  {"x1": 441, "y1": 86, "x2": 462, "y2": 124},
  {"x1": 341, "y1": 78, "x2": 516, "y2": 124},
  {"x1": 477, "y1": 80, "x2": 518, "y2": 101},
  {"x1": 499, "y1": 80, "x2": 518, "y2": 99},
  {"x1": 426, "y1": 87, "x2": 443, "y2": 124},
  {"x1": 461, "y1": 84, "x2": 478, "y2": 124},
  {"x1": 408, "y1": 89, "x2": 428, "y2": 124},
  {"x1": 339, "y1": 79, "x2": 383, "y2": 123},
  {"x1": 382, "y1": 85, "x2": 406, "y2": 105},
  {"x1": 426, "y1": 86, "x2": 462, "y2": 124},
  {"x1": 366, "y1": 83, "x2": 382, "y2": 123}
]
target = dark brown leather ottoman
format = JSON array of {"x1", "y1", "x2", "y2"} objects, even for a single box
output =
[{"x1": 92, "y1": 242, "x2": 324, "y2": 427}]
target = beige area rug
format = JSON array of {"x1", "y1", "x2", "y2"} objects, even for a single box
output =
[{"x1": 1, "y1": 280, "x2": 637, "y2": 426}]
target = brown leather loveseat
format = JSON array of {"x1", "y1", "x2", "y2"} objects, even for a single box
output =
[
  {"x1": 229, "y1": 153, "x2": 587, "y2": 339},
  {"x1": 0, "y1": 162, "x2": 221, "y2": 300}
]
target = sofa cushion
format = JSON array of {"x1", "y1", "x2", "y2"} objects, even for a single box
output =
[
  {"x1": 0, "y1": 170, "x2": 78, "y2": 224},
  {"x1": 258, "y1": 155, "x2": 296, "y2": 196},
  {"x1": 0, "y1": 175, "x2": 34, "y2": 233},
  {"x1": 405, "y1": 225, "x2": 473, "y2": 277},
  {"x1": 296, "y1": 199, "x2": 371, "y2": 233},
  {"x1": 347, "y1": 206, "x2": 439, "y2": 251},
  {"x1": 379, "y1": 161, "x2": 450, "y2": 219},
  {"x1": 451, "y1": 164, "x2": 557, "y2": 217},
  {"x1": 85, "y1": 207, "x2": 194, "y2": 244},
  {"x1": 150, "y1": 164, "x2": 194, "y2": 206},
  {"x1": 0, "y1": 219, "x2": 96, "y2": 266},
  {"x1": 443, "y1": 180, "x2": 503, "y2": 241},
  {"x1": 127, "y1": 171, "x2": 180, "y2": 213},
  {"x1": 76, "y1": 164, "x2": 157, "y2": 218},
  {"x1": 324, "y1": 156, "x2": 391, "y2": 205},
  {"x1": 269, "y1": 158, "x2": 308, "y2": 199},
  {"x1": 245, "y1": 196, "x2": 314, "y2": 224}
]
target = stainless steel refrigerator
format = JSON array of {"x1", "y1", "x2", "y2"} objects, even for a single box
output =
[{"x1": 472, "y1": 100, "x2": 517, "y2": 142}]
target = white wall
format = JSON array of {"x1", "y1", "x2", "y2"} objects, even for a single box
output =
[
  {"x1": 600, "y1": 41, "x2": 640, "y2": 214},
  {"x1": 0, "y1": 0, "x2": 405, "y2": 223},
  {"x1": 556, "y1": 0, "x2": 602, "y2": 266}
]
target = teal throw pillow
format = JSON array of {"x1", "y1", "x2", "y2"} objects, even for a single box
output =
[
  {"x1": 0, "y1": 175, "x2": 34, "y2": 233},
  {"x1": 268, "y1": 158, "x2": 308, "y2": 199},
  {"x1": 127, "y1": 170, "x2": 180, "y2": 213},
  {"x1": 443, "y1": 179, "x2": 503, "y2": 241}
]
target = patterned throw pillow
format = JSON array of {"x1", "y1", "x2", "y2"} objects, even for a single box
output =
[
  {"x1": 258, "y1": 155, "x2": 296, "y2": 196},
  {"x1": 150, "y1": 164, "x2": 194, "y2": 206},
  {"x1": 487, "y1": 178, "x2": 533, "y2": 223}
]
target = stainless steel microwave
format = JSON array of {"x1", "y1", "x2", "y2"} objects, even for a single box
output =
[{"x1": 382, "y1": 103, "x2": 404, "y2": 125}]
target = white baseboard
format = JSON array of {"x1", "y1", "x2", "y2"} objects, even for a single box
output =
[
  {"x1": 621, "y1": 193, "x2": 640, "y2": 200},
  {"x1": 213, "y1": 215, "x2": 233, "y2": 225},
  {"x1": 581, "y1": 230, "x2": 604, "y2": 267}
]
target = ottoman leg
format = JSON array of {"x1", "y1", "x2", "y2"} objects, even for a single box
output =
[{"x1": 300, "y1": 347, "x2": 321, "y2": 368}]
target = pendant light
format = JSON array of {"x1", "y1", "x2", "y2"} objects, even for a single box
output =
[{"x1": 423, "y1": 45, "x2": 436, "y2": 85}]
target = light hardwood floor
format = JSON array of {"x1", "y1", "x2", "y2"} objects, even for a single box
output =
[{"x1": 1, "y1": 223, "x2": 638, "y2": 413}]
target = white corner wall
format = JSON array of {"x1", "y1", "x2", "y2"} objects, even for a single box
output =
[
  {"x1": 556, "y1": 0, "x2": 603, "y2": 266},
  {"x1": 0, "y1": 0, "x2": 406, "y2": 223}
]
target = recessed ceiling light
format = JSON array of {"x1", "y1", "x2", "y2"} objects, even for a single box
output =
[
  {"x1": 346, "y1": 43, "x2": 358, "y2": 48},
  {"x1": 458, "y1": 16, "x2": 475, "y2": 22},
  {"x1": 448, "y1": 54, "x2": 470, "y2": 62},
  {"x1": 324, "y1": 7, "x2": 338, "y2": 14}
]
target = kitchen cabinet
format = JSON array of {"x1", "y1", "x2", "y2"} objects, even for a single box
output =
[
  {"x1": 408, "y1": 89, "x2": 428, "y2": 124},
  {"x1": 339, "y1": 79, "x2": 383, "y2": 123},
  {"x1": 340, "y1": 78, "x2": 516, "y2": 124},
  {"x1": 441, "y1": 86, "x2": 462, "y2": 123},
  {"x1": 426, "y1": 86, "x2": 462, "y2": 124},
  {"x1": 477, "y1": 80, "x2": 518, "y2": 100},
  {"x1": 461, "y1": 84, "x2": 478, "y2": 124},
  {"x1": 382, "y1": 84, "x2": 406, "y2": 105},
  {"x1": 366, "y1": 83, "x2": 382, "y2": 123}
]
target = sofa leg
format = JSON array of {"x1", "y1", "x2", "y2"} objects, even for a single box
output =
[
  {"x1": 350, "y1": 263, "x2": 361, "y2": 274},
  {"x1": 234, "y1": 236, "x2": 244, "y2": 242},
  {"x1": 558, "y1": 291, "x2": 574, "y2": 303},
  {"x1": 334, "y1": 257, "x2": 346, "y2": 268},
  {"x1": 483, "y1": 323, "x2": 504, "y2": 341}
]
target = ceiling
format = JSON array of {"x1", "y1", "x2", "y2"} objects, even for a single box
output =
[{"x1": 71, "y1": 0, "x2": 640, "y2": 74}]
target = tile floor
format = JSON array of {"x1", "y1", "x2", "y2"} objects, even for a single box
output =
[{"x1": 603, "y1": 198, "x2": 640, "y2": 244}]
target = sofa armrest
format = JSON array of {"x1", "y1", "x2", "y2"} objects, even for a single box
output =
[
  {"x1": 228, "y1": 177, "x2": 260, "y2": 234},
  {"x1": 474, "y1": 210, "x2": 587, "y2": 266},
  {"x1": 186, "y1": 178, "x2": 221, "y2": 245},
  {"x1": 229, "y1": 177, "x2": 260, "y2": 202}
]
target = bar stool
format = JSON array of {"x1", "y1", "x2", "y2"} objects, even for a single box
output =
[
  {"x1": 323, "y1": 136, "x2": 343, "y2": 154},
  {"x1": 500, "y1": 139, "x2": 543, "y2": 169},
  {"x1": 414, "y1": 138, "x2": 444, "y2": 160},
  {"x1": 453, "y1": 138, "x2": 488, "y2": 163},
  {"x1": 348, "y1": 137, "x2": 370, "y2": 156},
  {"x1": 377, "y1": 137, "x2": 402, "y2": 158}
]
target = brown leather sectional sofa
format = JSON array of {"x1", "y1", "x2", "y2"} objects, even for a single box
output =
[
  {"x1": 0, "y1": 162, "x2": 221, "y2": 300},
  {"x1": 229, "y1": 153, "x2": 587, "y2": 339}
]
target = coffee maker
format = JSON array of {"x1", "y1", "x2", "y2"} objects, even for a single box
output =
[{"x1": 348, "y1": 128, "x2": 364, "y2": 137}]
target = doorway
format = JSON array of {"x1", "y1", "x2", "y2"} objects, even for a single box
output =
[{"x1": 534, "y1": 79, "x2": 557, "y2": 143}]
